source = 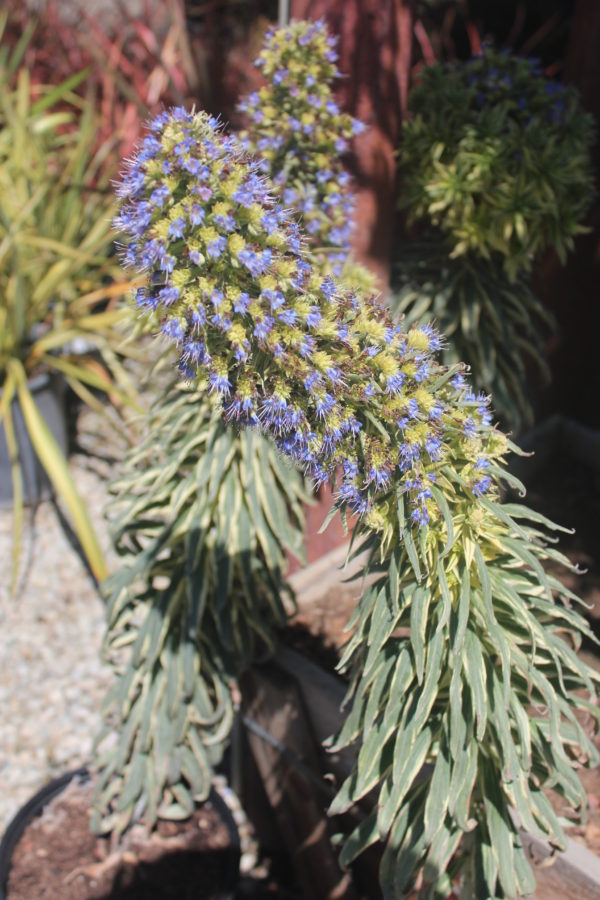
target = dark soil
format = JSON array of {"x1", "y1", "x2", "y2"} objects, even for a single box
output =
[{"x1": 5, "y1": 778, "x2": 236, "y2": 900}]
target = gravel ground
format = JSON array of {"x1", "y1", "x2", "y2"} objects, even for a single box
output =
[{"x1": 0, "y1": 413, "x2": 119, "y2": 834}]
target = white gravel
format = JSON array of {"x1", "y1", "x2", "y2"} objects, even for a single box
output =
[{"x1": 0, "y1": 416, "x2": 119, "y2": 834}]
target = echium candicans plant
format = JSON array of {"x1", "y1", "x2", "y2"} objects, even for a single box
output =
[
  {"x1": 113, "y1": 107, "x2": 600, "y2": 898},
  {"x1": 399, "y1": 49, "x2": 595, "y2": 275},
  {"x1": 391, "y1": 49, "x2": 595, "y2": 430},
  {"x1": 92, "y1": 22, "x2": 372, "y2": 831},
  {"x1": 238, "y1": 19, "x2": 365, "y2": 278},
  {"x1": 92, "y1": 380, "x2": 307, "y2": 832}
]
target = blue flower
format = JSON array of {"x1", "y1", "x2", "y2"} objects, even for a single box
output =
[
  {"x1": 139, "y1": 135, "x2": 162, "y2": 161},
  {"x1": 342, "y1": 416, "x2": 362, "y2": 436},
  {"x1": 261, "y1": 211, "x2": 280, "y2": 234},
  {"x1": 191, "y1": 307, "x2": 206, "y2": 329},
  {"x1": 399, "y1": 441, "x2": 421, "y2": 470},
  {"x1": 472, "y1": 476, "x2": 491, "y2": 496},
  {"x1": 233, "y1": 293, "x2": 250, "y2": 314},
  {"x1": 214, "y1": 212, "x2": 235, "y2": 232},
  {"x1": 304, "y1": 371, "x2": 322, "y2": 392},
  {"x1": 182, "y1": 338, "x2": 206, "y2": 365},
  {"x1": 315, "y1": 393, "x2": 335, "y2": 419},
  {"x1": 410, "y1": 505, "x2": 430, "y2": 527},
  {"x1": 158, "y1": 285, "x2": 180, "y2": 305},
  {"x1": 168, "y1": 217, "x2": 186, "y2": 239},
  {"x1": 159, "y1": 254, "x2": 176, "y2": 273},
  {"x1": 207, "y1": 237, "x2": 227, "y2": 258},
  {"x1": 183, "y1": 157, "x2": 204, "y2": 177},
  {"x1": 368, "y1": 465, "x2": 391, "y2": 489},
  {"x1": 464, "y1": 418, "x2": 477, "y2": 438},
  {"x1": 150, "y1": 184, "x2": 170, "y2": 208},
  {"x1": 415, "y1": 362, "x2": 429, "y2": 382},
  {"x1": 299, "y1": 336, "x2": 315, "y2": 358},
  {"x1": 386, "y1": 373, "x2": 405, "y2": 394},
  {"x1": 273, "y1": 68, "x2": 289, "y2": 85},
  {"x1": 338, "y1": 481, "x2": 361, "y2": 504},
  {"x1": 193, "y1": 185, "x2": 213, "y2": 202},
  {"x1": 190, "y1": 204, "x2": 205, "y2": 225},
  {"x1": 306, "y1": 307, "x2": 322, "y2": 328},
  {"x1": 162, "y1": 318, "x2": 184, "y2": 342},
  {"x1": 278, "y1": 308, "x2": 298, "y2": 326},
  {"x1": 326, "y1": 366, "x2": 343, "y2": 385},
  {"x1": 425, "y1": 435, "x2": 442, "y2": 460},
  {"x1": 320, "y1": 278, "x2": 336, "y2": 300},
  {"x1": 209, "y1": 371, "x2": 231, "y2": 395},
  {"x1": 253, "y1": 316, "x2": 274, "y2": 341}
]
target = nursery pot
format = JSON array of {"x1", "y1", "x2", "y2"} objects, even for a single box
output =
[
  {"x1": 0, "y1": 372, "x2": 68, "y2": 507},
  {"x1": 0, "y1": 768, "x2": 241, "y2": 900}
]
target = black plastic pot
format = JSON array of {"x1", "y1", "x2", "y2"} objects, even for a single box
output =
[
  {"x1": 0, "y1": 372, "x2": 68, "y2": 507},
  {"x1": 0, "y1": 768, "x2": 241, "y2": 900}
]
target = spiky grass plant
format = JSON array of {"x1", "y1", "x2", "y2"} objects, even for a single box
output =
[
  {"x1": 111, "y1": 106, "x2": 600, "y2": 898},
  {"x1": 0, "y1": 50, "x2": 143, "y2": 586},
  {"x1": 92, "y1": 382, "x2": 307, "y2": 832}
]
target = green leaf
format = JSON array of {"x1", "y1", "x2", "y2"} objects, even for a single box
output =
[
  {"x1": 424, "y1": 737, "x2": 451, "y2": 842},
  {"x1": 403, "y1": 524, "x2": 422, "y2": 582},
  {"x1": 451, "y1": 563, "x2": 470, "y2": 659},
  {"x1": 12, "y1": 360, "x2": 107, "y2": 581},
  {"x1": 481, "y1": 755, "x2": 518, "y2": 898},
  {"x1": 430, "y1": 485, "x2": 455, "y2": 556},
  {"x1": 464, "y1": 631, "x2": 487, "y2": 741},
  {"x1": 339, "y1": 809, "x2": 380, "y2": 868},
  {"x1": 410, "y1": 586, "x2": 429, "y2": 684}
]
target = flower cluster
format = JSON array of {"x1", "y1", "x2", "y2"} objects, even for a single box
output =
[
  {"x1": 400, "y1": 48, "x2": 595, "y2": 276},
  {"x1": 117, "y1": 109, "x2": 499, "y2": 532},
  {"x1": 238, "y1": 20, "x2": 364, "y2": 275}
]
